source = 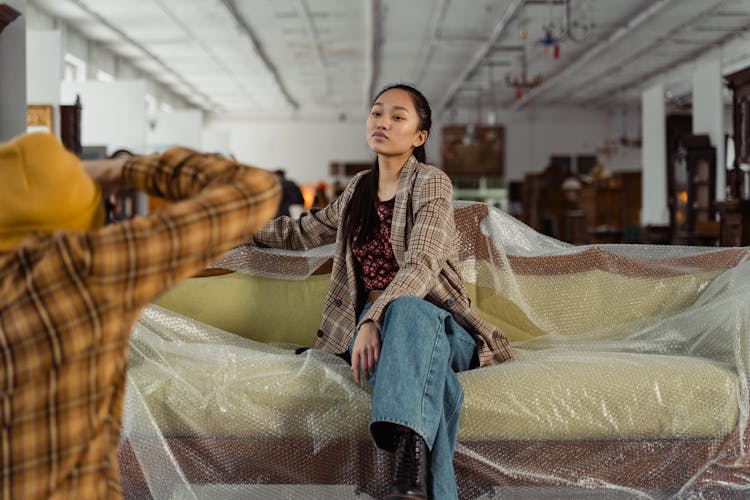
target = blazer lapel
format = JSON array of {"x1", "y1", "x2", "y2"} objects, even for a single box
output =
[{"x1": 391, "y1": 156, "x2": 418, "y2": 266}]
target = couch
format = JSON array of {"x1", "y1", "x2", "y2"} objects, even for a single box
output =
[{"x1": 118, "y1": 202, "x2": 750, "y2": 499}]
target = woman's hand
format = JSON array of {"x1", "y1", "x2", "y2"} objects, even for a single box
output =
[
  {"x1": 351, "y1": 320, "x2": 380, "y2": 384},
  {"x1": 82, "y1": 158, "x2": 129, "y2": 198}
]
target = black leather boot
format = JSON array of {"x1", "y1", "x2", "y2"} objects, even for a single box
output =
[{"x1": 385, "y1": 429, "x2": 430, "y2": 500}]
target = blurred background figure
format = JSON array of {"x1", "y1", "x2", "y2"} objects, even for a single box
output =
[
  {"x1": 312, "y1": 180, "x2": 329, "y2": 208},
  {"x1": 274, "y1": 168, "x2": 304, "y2": 218}
]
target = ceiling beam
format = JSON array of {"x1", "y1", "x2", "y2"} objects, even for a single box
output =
[
  {"x1": 219, "y1": 0, "x2": 299, "y2": 110},
  {"x1": 151, "y1": 0, "x2": 259, "y2": 110},
  {"x1": 434, "y1": 0, "x2": 525, "y2": 116},
  {"x1": 585, "y1": 20, "x2": 750, "y2": 107},
  {"x1": 365, "y1": 0, "x2": 382, "y2": 103},
  {"x1": 299, "y1": 0, "x2": 330, "y2": 97},
  {"x1": 62, "y1": 0, "x2": 218, "y2": 111},
  {"x1": 415, "y1": 0, "x2": 449, "y2": 86},
  {"x1": 509, "y1": 0, "x2": 676, "y2": 111}
]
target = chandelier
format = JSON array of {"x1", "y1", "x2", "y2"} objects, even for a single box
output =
[
  {"x1": 532, "y1": 0, "x2": 596, "y2": 59},
  {"x1": 505, "y1": 29, "x2": 543, "y2": 100}
]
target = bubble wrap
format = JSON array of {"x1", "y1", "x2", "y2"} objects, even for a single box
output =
[{"x1": 119, "y1": 201, "x2": 750, "y2": 499}]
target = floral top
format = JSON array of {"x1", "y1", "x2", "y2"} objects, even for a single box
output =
[{"x1": 352, "y1": 196, "x2": 399, "y2": 291}]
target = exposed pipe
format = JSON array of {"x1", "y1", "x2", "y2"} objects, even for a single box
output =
[
  {"x1": 586, "y1": 19, "x2": 750, "y2": 107},
  {"x1": 299, "y1": 0, "x2": 330, "y2": 97},
  {"x1": 435, "y1": 0, "x2": 525, "y2": 116},
  {"x1": 219, "y1": 0, "x2": 299, "y2": 110},
  {"x1": 582, "y1": 0, "x2": 735, "y2": 105},
  {"x1": 151, "y1": 0, "x2": 259, "y2": 110},
  {"x1": 415, "y1": 0, "x2": 449, "y2": 86},
  {"x1": 510, "y1": 0, "x2": 676, "y2": 111}
]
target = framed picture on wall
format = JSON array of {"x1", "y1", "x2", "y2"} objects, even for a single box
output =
[
  {"x1": 27, "y1": 104, "x2": 54, "y2": 133},
  {"x1": 441, "y1": 124, "x2": 504, "y2": 177}
]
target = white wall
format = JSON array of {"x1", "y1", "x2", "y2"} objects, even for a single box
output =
[
  {"x1": 209, "y1": 106, "x2": 643, "y2": 185},
  {"x1": 692, "y1": 58, "x2": 725, "y2": 201},
  {"x1": 147, "y1": 109, "x2": 203, "y2": 152},
  {"x1": 61, "y1": 80, "x2": 147, "y2": 154},
  {"x1": 206, "y1": 119, "x2": 372, "y2": 183},
  {"x1": 0, "y1": 0, "x2": 27, "y2": 141},
  {"x1": 27, "y1": 30, "x2": 62, "y2": 135},
  {"x1": 502, "y1": 109, "x2": 642, "y2": 181},
  {"x1": 26, "y1": 3, "x2": 191, "y2": 112},
  {"x1": 202, "y1": 128, "x2": 231, "y2": 157}
]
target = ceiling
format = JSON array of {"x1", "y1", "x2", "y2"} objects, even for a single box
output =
[{"x1": 28, "y1": 0, "x2": 750, "y2": 120}]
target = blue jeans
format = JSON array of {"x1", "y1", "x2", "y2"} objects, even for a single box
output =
[{"x1": 349, "y1": 296, "x2": 477, "y2": 500}]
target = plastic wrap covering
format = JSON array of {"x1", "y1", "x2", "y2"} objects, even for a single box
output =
[{"x1": 119, "y1": 201, "x2": 750, "y2": 499}]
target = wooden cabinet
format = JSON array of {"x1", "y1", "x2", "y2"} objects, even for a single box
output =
[
  {"x1": 522, "y1": 164, "x2": 569, "y2": 238},
  {"x1": 60, "y1": 96, "x2": 82, "y2": 156},
  {"x1": 672, "y1": 134, "x2": 718, "y2": 245},
  {"x1": 522, "y1": 168, "x2": 641, "y2": 244},
  {"x1": 717, "y1": 66, "x2": 750, "y2": 246},
  {"x1": 717, "y1": 200, "x2": 750, "y2": 246},
  {"x1": 727, "y1": 68, "x2": 750, "y2": 165},
  {"x1": 666, "y1": 114, "x2": 692, "y2": 234},
  {"x1": 577, "y1": 171, "x2": 641, "y2": 244}
]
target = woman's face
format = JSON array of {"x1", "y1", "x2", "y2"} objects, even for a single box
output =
[{"x1": 366, "y1": 88, "x2": 427, "y2": 157}]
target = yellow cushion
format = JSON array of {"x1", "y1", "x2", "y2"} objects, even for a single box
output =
[
  {"x1": 155, "y1": 264, "x2": 721, "y2": 345},
  {"x1": 464, "y1": 260, "x2": 722, "y2": 342},
  {"x1": 459, "y1": 351, "x2": 738, "y2": 440},
  {"x1": 153, "y1": 272, "x2": 329, "y2": 347},
  {"x1": 129, "y1": 342, "x2": 738, "y2": 441}
]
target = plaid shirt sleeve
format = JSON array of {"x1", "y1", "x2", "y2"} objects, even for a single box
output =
[
  {"x1": 94, "y1": 147, "x2": 281, "y2": 307},
  {"x1": 0, "y1": 147, "x2": 279, "y2": 499},
  {"x1": 252, "y1": 171, "x2": 367, "y2": 251}
]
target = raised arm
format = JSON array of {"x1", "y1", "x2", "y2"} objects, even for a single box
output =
[{"x1": 81, "y1": 147, "x2": 280, "y2": 309}]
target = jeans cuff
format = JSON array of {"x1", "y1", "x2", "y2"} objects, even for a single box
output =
[{"x1": 369, "y1": 416, "x2": 429, "y2": 452}]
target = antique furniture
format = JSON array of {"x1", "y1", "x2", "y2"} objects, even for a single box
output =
[
  {"x1": 665, "y1": 114, "x2": 693, "y2": 239},
  {"x1": 672, "y1": 134, "x2": 717, "y2": 245},
  {"x1": 524, "y1": 166, "x2": 640, "y2": 244},
  {"x1": 522, "y1": 162, "x2": 569, "y2": 239},
  {"x1": 718, "y1": 66, "x2": 750, "y2": 246},
  {"x1": 0, "y1": 4, "x2": 20, "y2": 34},
  {"x1": 716, "y1": 199, "x2": 750, "y2": 247},
  {"x1": 59, "y1": 95, "x2": 82, "y2": 156}
]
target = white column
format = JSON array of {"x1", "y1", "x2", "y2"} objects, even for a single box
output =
[
  {"x1": 641, "y1": 83, "x2": 669, "y2": 225},
  {"x1": 0, "y1": 0, "x2": 27, "y2": 141},
  {"x1": 27, "y1": 30, "x2": 62, "y2": 137},
  {"x1": 692, "y1": 57, "x2": 725, "y2": 201}
]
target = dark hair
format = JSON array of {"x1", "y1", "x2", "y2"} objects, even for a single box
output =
[{"x1": 343, "y1": 84, "x2": 432, "y2": 245}]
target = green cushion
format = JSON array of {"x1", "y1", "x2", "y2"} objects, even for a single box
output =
[{"x1": 153, "y1": 272, "x2": 329, "y2": 347}]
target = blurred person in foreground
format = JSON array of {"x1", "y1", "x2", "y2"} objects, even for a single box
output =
[{"x1": 0, "y1": 132, "x2": 279, "y2": 499}]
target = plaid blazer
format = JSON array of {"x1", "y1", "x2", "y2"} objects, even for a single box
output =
[{"x1": 254, "y1": 156, "x2": 513, "y2": 366}]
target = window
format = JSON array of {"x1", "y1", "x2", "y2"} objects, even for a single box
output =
[
  {"x1": 145, "y1": 94, "x2": 157, "y2": 115},
  {"x1": 63, "y1": 53, "x2": 86, "y2": 82},
  {"x1": 95, "y1": 70, "x2": 114, "y2": 82}
]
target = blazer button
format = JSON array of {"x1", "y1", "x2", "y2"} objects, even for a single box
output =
[
  {"x1": 317, "y1": 329, "x2": 324, "y2": 338},
  {"x1": 445, "y1": 298, "x2": 456, "y2": 307},
  {"x1": 333, "y1": 298, "x2": 343, "y2": 307}
]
